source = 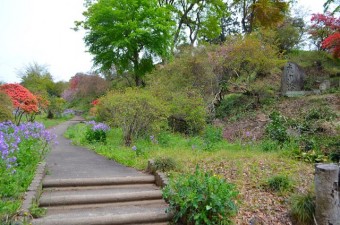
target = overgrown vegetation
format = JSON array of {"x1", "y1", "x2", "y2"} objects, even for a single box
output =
[
  {"x1": 163, "y1": 167, "x2": 238, "y2": 224},
  {"x1": 65, "y1": 122, "x2": 315, "y2": 224}
]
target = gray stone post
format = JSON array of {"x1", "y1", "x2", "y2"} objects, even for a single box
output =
[{"x1": 315, "y1": 164, "x2": 340, "y2": 225}]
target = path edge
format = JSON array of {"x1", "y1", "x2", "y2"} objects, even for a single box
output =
[
  {"x1": 18, "y1": 161, "x2": 47, "y2": 222},
  {"x1": 147, "y1": 159, "x2": 169, "y2": 188}
]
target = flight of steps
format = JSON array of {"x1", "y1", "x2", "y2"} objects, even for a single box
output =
[{"x1": 32, "y1": 175, "x2": 171, "y2": 225}]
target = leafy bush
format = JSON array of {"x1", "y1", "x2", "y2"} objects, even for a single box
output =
[
  {"x1": 264, "y1": 174, "x2": 293, "y2": 192},
  {"x1": 304, "y1": 106, "x2": 336, "y2": 122},
  {"x1": 163, "y1": 167, "x2": 238, "y2": 224},
  {"x1": 265, "y1": 111, "x2": 289, "y2": 143},
  {"x1": 261, "y1": 139, "x2": 281, "y2": 151},
  {"x1": 202, "y1": 125, "x2": 223, "y2": 150},
  {"x1": 215, "y1": 94, "x2": 256, "y2": 120},
  {"x1": 97, "y1": 88, "x2": 169, "y2": 146},
  {"x1": 153, "y1": 157, "x2": 177, "y2": 172},
  {"x1": 0, "y1": 92, "x2": 13, "y2": 122},
  {"x1": 85, "y1": 121, "x2": 110, "y2": 143},
  {"x1": 290, "y1": 191, "x2": 315, "y2": 225}
]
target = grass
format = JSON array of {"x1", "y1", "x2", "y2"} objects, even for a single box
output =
[{"x1": 65, "y1": 123, "x2": 314, "y2": 223}]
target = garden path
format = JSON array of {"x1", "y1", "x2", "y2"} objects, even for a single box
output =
[{"x1": 32, "y1": 117, "x2": 170, "y2": 225}]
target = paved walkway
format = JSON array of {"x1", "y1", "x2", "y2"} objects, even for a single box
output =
[
  {"x1": 32, "y1": 117, "x2": 170, "y2": 225},
  {"x1": 46, "y1": 116, "x2": 148, "y2": 179}
]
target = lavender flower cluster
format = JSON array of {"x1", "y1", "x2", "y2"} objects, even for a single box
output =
[
  {"x1": 62, "y1": 109, "x2": 76, "y2": 117},
  {"x1": 86, "y1": 121, "x2": 110, "y2": 132},
  {"x1": 0, "y1": 121, "x2": 56, "y2": 171}
]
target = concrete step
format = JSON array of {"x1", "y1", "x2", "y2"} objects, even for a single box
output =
[
  {"x1": 43, "y1": 176, "x2": 156, "y2": 188},
  {"x1": 43, "y1": 183, "x2": 156, "y2": 192},
  {"x1": 45, "y1": 199, "x2": 166, "y2": 211},
  {"x1": 32, "y1": 203, "x2": 171, "y2": 225},
  {"x1": 40, "y1": 189, "x2": 163, "y2": 206}
]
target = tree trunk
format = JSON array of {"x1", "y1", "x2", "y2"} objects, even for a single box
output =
[{"x1": 315, "y1": 163, "x2": 340, "y2": 225}]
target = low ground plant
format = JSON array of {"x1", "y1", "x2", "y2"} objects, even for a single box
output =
[
  {"x1": 153, "y1": 157, "x2": 177, "y2": 172},
  {"x1": 163, "y1": 167, "x2": 238, "y2": 224},
  {"x1": 290, "y1": 191, "x2": 315, "y2": 225},
  {"x1": 264, "y1": 174, "x2": 294, "y2": 193},
  {"x1": 85, "y1": 121, "x2": 110, "y2": 143}
]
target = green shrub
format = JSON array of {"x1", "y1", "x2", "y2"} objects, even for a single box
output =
[
  {"x1": 261, "y1": 139, "x2": 281, "y2": 151},
  {"x1": 97, "y1": 88, "x2": 169, "y2": 146},
  {"x1": 265, "y1": 111, "x2": 289, "y2": 143},
  {"x1": 290, "y1": 191, "x2": 315, "y2": 225},
  {"x1": 203, "y1": 125, "x2": 223, "y2": 150},
  {"x1": 84, "y1": 121, "x2": 109, "y2": 143},
  {"x1": 153, "y1": 157, "x2": 177, "y2": 172},
  {"x1": 216, "y1": 94, "x2": 255, "y2": 120},
  {"x1": 85, "y1": 129, "x2": 107, "y2": 143},
  {"x1": 163, "y1": 167, "x2": 238, "y2": 224},
  {"x1": 0, "y1": 92, "x2": 13, "y2": 122},
  {"x1": 157, "y1": 131, "x2": 172, "y2": 147},
  {"x1": 265, "y1": 174, "x2": 293, "y2": 192},
  {"x1": 304, "y1": 107, "x2": 336, "y2": 122},
  {"x1": 166, "y1": 92, "x2": 207, "y2": 135}
]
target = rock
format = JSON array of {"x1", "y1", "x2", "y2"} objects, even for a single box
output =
[
  {"x1": 284, "y1": 90, "x2": 319, "y2": 97},
  {"x1": 281, "y1": 62, "x2": 305, "y2": 95},
  {"x1": 319, "y1": 80, "x2": 331, "y2": 92}
]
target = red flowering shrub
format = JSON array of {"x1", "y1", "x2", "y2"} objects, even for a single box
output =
[
  {"x1": 322, "y1": 32, "x2": 340, "y2": 57},
  {"x1": 0, "y1": 83, "x2": 39, "y2": 124},
  {"x1": 91, "y1": 99, "x2": 100, "y2": 106},
  {"x1": 309, "y1": 13, "x2": 340, "y2": 57}
]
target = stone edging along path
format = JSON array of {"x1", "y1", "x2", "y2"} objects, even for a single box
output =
[{"x1": 18, "y1": 161, "x2": 47, "y2": 222}]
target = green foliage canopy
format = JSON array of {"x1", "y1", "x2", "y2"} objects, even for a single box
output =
[{"x1": 76, "y1": 0, "x2": 174, "y2": 86}]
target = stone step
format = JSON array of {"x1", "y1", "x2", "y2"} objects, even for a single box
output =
[
  {"x1": 32, "y1": 203, "x2": 170, "y2": 225},
  {"x1": 43, "y1": 183, "x2": 156, "y2": 192},
  {"x1": 45, "y1": 199, "x2": 166, "y2": 211},
  {"x1": 40, "y1": 189, "x2": 163, "y2": 207},
  {"x1": 43, "y1": 176, "x2": 156, "y2": 188}
]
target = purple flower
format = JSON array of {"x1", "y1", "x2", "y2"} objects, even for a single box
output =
[
  {"x1": 0, "y1": 121, "x2": 55, "y2": 171},
  {"x1": 132, "y1": 146, "x2": 137, "y2": 151}
]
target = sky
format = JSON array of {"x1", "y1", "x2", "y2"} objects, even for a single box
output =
[{"x1": 0, "y1": 0, "x2": 326, "y2": 83}]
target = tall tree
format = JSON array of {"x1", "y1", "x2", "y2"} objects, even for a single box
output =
[
  {"x1": 232, "y1": 0, "x2": 289, "y2": 33},
  {"x1": 19, "y1": 62, "x2": 55, "y2": 96},
  {"x1": 158, "y1": 0, "x2": 227, "y2": 46},
  {"x1": 75, "y1": 0, "x2": 174, "y2": 86},
  {"x1": 324, "y1": 0, "x2": 340, "y2": 13},
  {"x1": 309, "y1": 13, "x2": 339, "y2": 50}
]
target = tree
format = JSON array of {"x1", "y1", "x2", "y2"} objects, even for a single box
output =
[
  {"x1": 322, "y1": 32, "x2": 340, "y2": 57},
  {"x1": 275, "y1": 16, "x2": 305, "y2": 52},
  {"x1": 158, "y1": 0, "x2": 227, "y2": 46},
  {"x1": 210, "y1": 34, "x2": 285, "y2": 105},
  {"x1": 324, "y1": 0, "x2": 340, "y2": 13},
  {"x1": 18, "y1": 62, "x2": 68, "y2": 118},
  {"x1": 19, "y1": 62, "x2": 55, "y2": 97},
  {"x1": 309, "y1": 13, "x2": 339, "y2": 50},
  {"x1": 231, "y1": 0, "x2": 289, "y2": 33},
  {"x1": 0, "y1": 84, "x2": 39, "y2": 124},
  {"x1": 62, "y1": 73, "x2": 109, "y2": 108},
  {"x1": 75, "y1": 0, "x2": 174, "y2": 86}
]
